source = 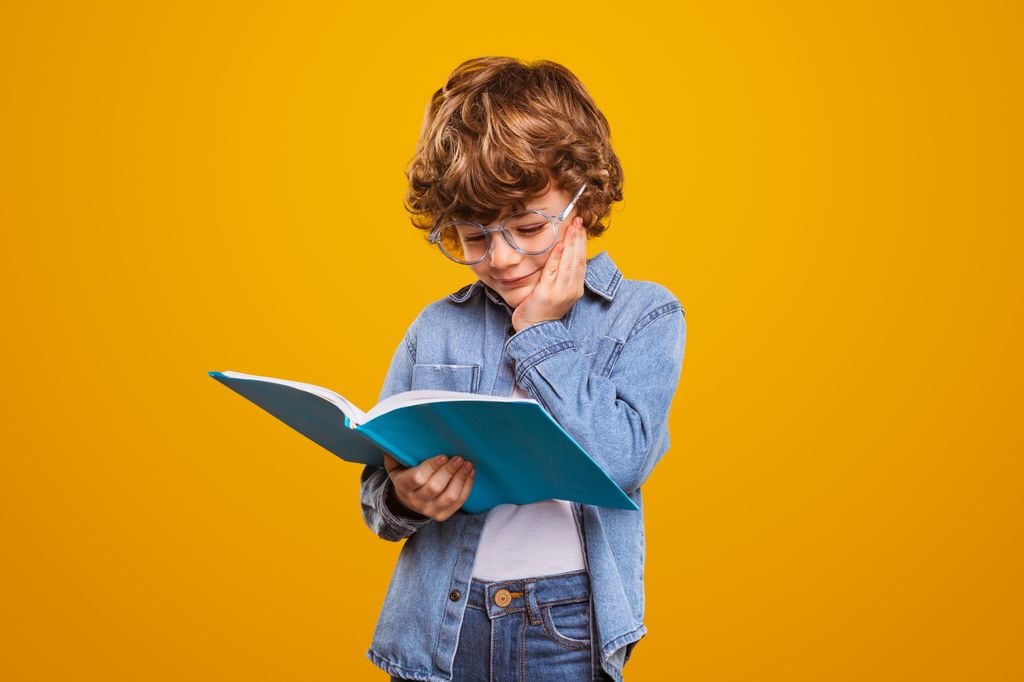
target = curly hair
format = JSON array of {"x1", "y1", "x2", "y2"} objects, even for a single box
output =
[{"x1": 406, "y1": 56, "x2": 624, "y2": 238}]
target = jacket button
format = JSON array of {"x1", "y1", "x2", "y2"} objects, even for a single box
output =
[
  {"x1": 493, "y1": 588, "x2": 512, "y2": 607},
  {"x1": 449, "y1": 589, "x2": 461, "y2": 602}
]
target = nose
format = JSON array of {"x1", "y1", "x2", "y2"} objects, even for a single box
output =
[{"x1": 487, "y1": 231, "x2": 521, "y2": 269}]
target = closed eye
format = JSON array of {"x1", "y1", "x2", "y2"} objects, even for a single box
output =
[{"x1": 512, "y1": 223, "x2": 548, "y2": 236}]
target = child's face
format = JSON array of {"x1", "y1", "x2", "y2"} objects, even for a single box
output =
[{"x1": 467, "y1": 183, "x2": 576, "y2": 310}]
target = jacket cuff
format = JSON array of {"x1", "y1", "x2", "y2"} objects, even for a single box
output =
[
  {"x1": 504, "y1": 319, "x2": 577, "y2": 385},
  {"x1": 376, "y1": 477, "x2": 432, "y2": 538}
]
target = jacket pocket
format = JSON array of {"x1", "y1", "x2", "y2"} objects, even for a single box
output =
[
  {"x1": 582, "y1": 335, "x2": 624, "y2": 378},
  {"x1": 411, "y1": 363, "x2": 481, "y2": 393}
]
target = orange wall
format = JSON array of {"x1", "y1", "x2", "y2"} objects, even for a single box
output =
[{"x1": 2, "y1": 1, "x2": 1021, "y2": 680}]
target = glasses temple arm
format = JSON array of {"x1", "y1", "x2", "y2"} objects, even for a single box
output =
[{"x1": 559, "y1": 183, "x2": 587, "y2": 221}]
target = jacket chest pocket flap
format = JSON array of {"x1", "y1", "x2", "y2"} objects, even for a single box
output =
[
  {"x1": 582, "y1": 335, "x2": 624, "y2": 378},
  {"x1": 411, "y1": 363, "x2": 481, "y2": 393}
]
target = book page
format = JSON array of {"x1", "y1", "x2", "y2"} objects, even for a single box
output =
[
  {"x1": 218, "y1": 371, "x2": 366, "y2": 424},
  {"x1": 364, "y1": 389, "x2": 536, "y2": 422}
]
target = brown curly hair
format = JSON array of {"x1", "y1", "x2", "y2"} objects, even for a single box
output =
[{"x1": 405, "y1": 56, "x2": 624, "y2": 238}]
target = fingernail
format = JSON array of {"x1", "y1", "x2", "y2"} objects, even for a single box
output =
[
  {"x1": 451, "y1": 456, "x2": 463, "y2": 466},
  {"x1": 437, "y1": 455, "x2": 448, "y2": 463}
]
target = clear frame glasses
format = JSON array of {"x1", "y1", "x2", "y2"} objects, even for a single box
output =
[{"x1": 429, "y1": 184, "x2": 586, "y2": 265}]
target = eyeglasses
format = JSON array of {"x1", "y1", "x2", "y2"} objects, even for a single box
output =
[{"x1": 428, "y1": 184, "x2": 586, "y2": 265}]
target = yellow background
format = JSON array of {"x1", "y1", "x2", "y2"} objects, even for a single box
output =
[{"x1": 3, "y1": 1, "x2": 1021, "y2": 680}]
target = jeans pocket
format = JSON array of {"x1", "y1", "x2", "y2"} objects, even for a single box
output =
[{"x1": 539, "y1": 599, "x2": 592, "y2": 650}]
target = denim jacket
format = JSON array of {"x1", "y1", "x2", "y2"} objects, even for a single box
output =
[{"x1": 360, "y1": 251, "x2": 687, "y2": 681}]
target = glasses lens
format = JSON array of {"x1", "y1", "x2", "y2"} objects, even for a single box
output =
[
  {"x1": 503, "y1": 212, "x2": 556, "y2": 254},
  {"x1": 436, "y1": 223, "x2": 489, "y2": 264}
]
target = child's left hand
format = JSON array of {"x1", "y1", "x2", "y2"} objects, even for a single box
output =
[{"x1": 511, "y1": 217, "x2": 587, "y2": 332}]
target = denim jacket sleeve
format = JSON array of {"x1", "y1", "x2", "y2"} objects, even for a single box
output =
[
  {"x1": 504, "y1": 297, "x2": 686, "y2": 494},
  {"x1": 359, "y1": 323, "x2": 434, "y2": 542}
]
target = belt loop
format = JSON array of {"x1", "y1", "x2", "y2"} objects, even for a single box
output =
[{"x1": 524, "y1": 582, "x2": 542, "y2": 626}]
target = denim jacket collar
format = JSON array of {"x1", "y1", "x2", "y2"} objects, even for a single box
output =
[{"x1": 447, "y1": 250, "x2": 623, "y2": 306}]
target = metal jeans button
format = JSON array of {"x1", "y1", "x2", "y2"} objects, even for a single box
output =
[{"x1": 493, "y1": 588, "x2": 512, "y2": 607}]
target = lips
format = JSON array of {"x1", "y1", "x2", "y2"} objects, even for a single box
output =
[{"x1": 496, "y1": 269, "x2": 539, "y2": 285}]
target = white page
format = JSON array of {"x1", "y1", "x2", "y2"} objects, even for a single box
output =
[
  {"x1": 364, "y1": 389, "x2": 537, "y2": 422},
  {"x1": 218, "y1": 371, "x2": 367, "y2": 424}
]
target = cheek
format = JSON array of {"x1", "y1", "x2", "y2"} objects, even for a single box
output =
[{"x1": 530, "y1": 251, "x2": 553, "y2": 270}]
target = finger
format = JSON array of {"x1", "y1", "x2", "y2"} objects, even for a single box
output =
[
  {"x1": 555, "y1": 221, "x2": 582, "y2": 289},
  {"x1": 416, "y1": 455, "x2": 465, "y2": 498},
  {"x1": 438, "y1": 459, "x2": 475, "y2": 510},
  {"x1": 569, "y1": 218, "x2": 587, "y2": 280},
  {"x1": 576, "y1": 217, "x2": 587, "y2": 264},
  {"x1": 544, "y1": 240, "x2": 564, "y2": 279},
  {"x1": 382, "y1": 453, "x2": 406, "y2": 475},
  {"x1": 530, "y1": 241, "x2": 561, "y2": 304},
  {"x1": 454, "y1": 463, "x2": 476, "y2": 507},
  {"x1": 405, "y1": 454, "x2": 450, "y2": 490},
  {"x1": 575, "y1": 218, "x2": 588, "y2": 285},
  {"x1": 434, "y1": 462, "x2": 476, "y2": 521}
]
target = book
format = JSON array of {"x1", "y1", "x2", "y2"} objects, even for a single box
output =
[{"x1": 209, "y1": 370, "x2": 638, "y2": 514}]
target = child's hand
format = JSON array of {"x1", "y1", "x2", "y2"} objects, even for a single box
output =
[
  {"x1": 382, "y1": 453, "x2": 475, "y2": 522},
  {"x1": 511, "y1": 217, "x2": 587, "y2": 333}
]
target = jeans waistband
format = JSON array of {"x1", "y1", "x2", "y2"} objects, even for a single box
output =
[{"x1": 468, "y1": 570, "x2": 590, "y2": 620}]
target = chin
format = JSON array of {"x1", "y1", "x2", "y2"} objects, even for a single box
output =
[{"x1": 503, "y1": 294, "x2": 526, "y2": 309}]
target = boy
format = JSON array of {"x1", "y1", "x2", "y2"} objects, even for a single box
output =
[{"x1": 361, "y1": 56, "x2": 686, "y2": 681}]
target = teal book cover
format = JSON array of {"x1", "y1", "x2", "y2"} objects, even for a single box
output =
[{"x1": 209, "y1": 370, "x2": 637, "y2": 513}]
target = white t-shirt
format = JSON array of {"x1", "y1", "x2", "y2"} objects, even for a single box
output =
[{"x1": 470, "y1": 384, "x2": 587, "y2": 581}]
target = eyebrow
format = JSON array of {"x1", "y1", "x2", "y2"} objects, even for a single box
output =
[
  {"x1": 454, "y1": 202, "x2": 554, "y2": 224},
  {"x1": 523, "y1": 203, "x2": 554, "y2": 213}
]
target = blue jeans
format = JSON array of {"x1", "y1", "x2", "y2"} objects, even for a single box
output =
[{"x1": 391, "y1": 570, "x2": 614, "y2": 681}]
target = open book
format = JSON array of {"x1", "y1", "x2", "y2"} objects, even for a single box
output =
[{"x1": 209, "y1": 370, "x2": 637, "y2": 513}]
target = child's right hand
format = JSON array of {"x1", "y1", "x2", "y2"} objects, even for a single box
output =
[{"x1": 382, "y1": 453, "x2": 475, "y2": 522}]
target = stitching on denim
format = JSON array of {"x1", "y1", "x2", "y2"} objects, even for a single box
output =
[
  {"x1": 403, "y1": 332, "x2": 416, "y2": 364},
  {"x1": 434, "y1": 518, "x2": 472, "y2": 676},
  {"x1": 412, "y1": 363, "x2": 481, "y2": 393},
  {"x1": 519, "y1": 610, "x2": 527, "y2": 682},
  {"x1": 489, "y1": 607, "x2": 496, "y2": 682},
  {"x1": 536, "y1": 596, "x2": 590, "y2": 608},
  {"x1": 606, "y1": 268, "x2": 623, "y2": 299},
  {"x1": 515, "y1": 340, "x2": 574, "y2": 384},
  {"x1": 583, "y1": 259, "x2": 621, "y2": 301},
  {"x1": 599, "y1": 624, "x2": 647, "y2": 666},
  {"x1": 377, "y1": 477, "x2": 421, "y2": 540},
  {"x1": 519, "y1": 375, "x2": 553, "y2": 416},
  {"x1": 502, "y1": 318, "x2": 563, "y2": 356},
  {"x1": 626, "y1": 301, "x2": 683, "y2": 341},
  {"x1": 540, "y1": 604, "x2": 592, "y2": 650},
  {"x1": 447, "y1": 281, "x2": 481, "y2": 303},
  {"x1": 366, "y1": 649, "x2": 433, "y2": 681},
  {"x1": 589, "y1": 594, "x2": 600, "y2": 680},
  {"x1": 487, "y1": 578, "x2": 537, "y2": 589},
  {"x1": 599, "y1": 338, "x2": 624, "y2": 378}
]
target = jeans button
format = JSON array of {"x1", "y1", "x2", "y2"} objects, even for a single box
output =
[
  {"x1": 493, "y1": 588, "x2": 512, "y2": 607},
  {"x1": 449, "y1": 589, "x2": 461, "y2": 602}
]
